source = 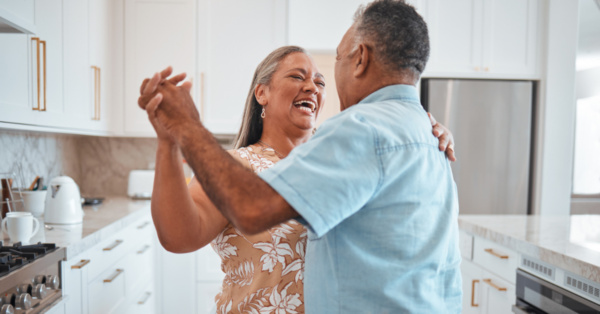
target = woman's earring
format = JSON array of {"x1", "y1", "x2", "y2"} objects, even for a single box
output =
[{"x1": 261, "y1": 107, "x2": 266, "y2": 118}]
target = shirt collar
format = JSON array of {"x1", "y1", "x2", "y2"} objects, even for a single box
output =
[{"x1": 358, "y1": 84, "x2": 420, "y2": 105}]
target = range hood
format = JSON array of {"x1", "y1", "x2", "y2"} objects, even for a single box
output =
[{"x1": 0, "y1": 6, "x2": 36, "y2": 34}]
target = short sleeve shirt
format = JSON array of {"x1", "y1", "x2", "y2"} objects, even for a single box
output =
[{"x1": 259, "y1": 85, "x2": 462, "y2": 313}]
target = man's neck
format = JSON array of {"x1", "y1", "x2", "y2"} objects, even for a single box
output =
[{"x1": 348, "y1": 69, "x2": 417, "y2": 109}]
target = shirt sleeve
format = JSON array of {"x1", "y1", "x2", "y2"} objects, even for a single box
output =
[{"x1": 258, "y1": 111, "x2": 381, "y2": 238}]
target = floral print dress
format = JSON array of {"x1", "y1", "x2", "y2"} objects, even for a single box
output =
[{"x1": 212, "y1": 144, "x2": 307, "y2": 314}]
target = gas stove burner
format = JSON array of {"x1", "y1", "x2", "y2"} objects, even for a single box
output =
[{"x1": 0, "y1": 243, "x2": 58, "y2": 278}]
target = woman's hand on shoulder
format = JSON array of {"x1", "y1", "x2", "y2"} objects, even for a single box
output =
[{"x1": 427, "y1": 112, "x2": 456, "y2": 162}]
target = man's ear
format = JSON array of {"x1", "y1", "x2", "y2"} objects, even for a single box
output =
[
  {"x1": 255, "y1": 84, "x2": 268, "y2": 105},
  {"x1": 353, "y1": 43, "x2": 370, "y2": 78}
]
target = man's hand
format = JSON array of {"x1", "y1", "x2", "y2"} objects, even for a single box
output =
[
  {"x1": 138, "y1": 68, "x2": 199, "y2": 143},
  {"x1": 427, "y1": 113, "x2": 456, "y2": 162}
]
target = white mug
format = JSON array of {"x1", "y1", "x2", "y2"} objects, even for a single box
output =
[{"x1": 2, "y1": 212, "x2": 40, "y2": 244}]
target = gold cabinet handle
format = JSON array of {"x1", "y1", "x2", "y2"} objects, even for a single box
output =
[
  {"x1": 103, "y1": 240, "x2": 123, "y2": 251},
  {"x1": 484, "y1": 248, "x2": 509, "y2": 259},
  {"x1": 483, "y1": 278, "x2": 507, "y2": 291},
  {"x1": 137, "y1": 221, "x2": 150, "y2": 229},
  {"x1": 71, "y1": 259, "x2": 91, "y2": 269},
  {"x1": 40, "y1": 40, "x2": 47, "y2": 111},
  {"x1": 484, "y1": 67, "x2": 490, "y2": 72},
  {"x1": 103, "y1": 269, "x2": 124, "y2": 283},
  {"x1": 31, "y1": 37, "x2": 41, "y2": 111},
  {"x1": 138, "y1": 292, "x2": 151, "y2": 305},
  {"x1": 137, "y1": 245, "x2": 150, "y2": 255},
  {"x1": 471, "y1": 279, "x2": 479, "y2": 307},
  {"x1": 474, "y1": 66, "x2": 480, "y2": 72},
  {"x1": 91, "y1": 66, "x2": 100, "y2": 120},
  {"x1": 97, "y1": 67, "x2": 101, "y2": 120}
]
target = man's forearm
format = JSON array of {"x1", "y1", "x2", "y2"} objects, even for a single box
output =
[{"x1": 175, "y1": 122, "x2": 296, "y2": 234}]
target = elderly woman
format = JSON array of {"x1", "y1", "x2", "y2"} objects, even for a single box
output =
[{"x1": 141, "y1": 46, "x2": 455, "y2": 314}]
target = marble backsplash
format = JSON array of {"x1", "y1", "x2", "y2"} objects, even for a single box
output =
[{"x1": 1, "y1": 130, "x2": 235, "y2": 197}]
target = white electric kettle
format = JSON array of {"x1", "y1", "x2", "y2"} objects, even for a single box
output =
[{"x1": 44, "y1": 176, "x2": 84, "y2": 224}]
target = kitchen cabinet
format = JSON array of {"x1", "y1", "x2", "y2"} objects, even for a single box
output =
[
  {"x1": 123, "y1": 0, "x2": 196, "y2": 136},
  {"x1": 0, "y1": 0, "x2": 36, "y2": 33},
  {"x1": 62, "y1": 214, "x2": 158, "y2": 314},
  {"x1": 197, "y1": 0, "x2": 287, "y2": 134},
  {"x1": 459, "y1": 234, "x2": 518, "y2": 314},
  {"x1": 422, "y1": 0, "x2": 540, "y2": 78}
]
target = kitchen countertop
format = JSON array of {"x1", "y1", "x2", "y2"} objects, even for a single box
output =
[
  {"x1": 2, "y1": 197, "x2": 151, "y2": 260},
  {"x1": 459, "y1": 215, "x2": 600, "y2": 284}
]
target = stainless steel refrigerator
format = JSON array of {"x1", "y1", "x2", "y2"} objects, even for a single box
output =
[{"x1": 421, "y1": 79, "x2": 534, "y2": 215}]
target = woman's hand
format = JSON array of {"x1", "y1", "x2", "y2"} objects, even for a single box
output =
[{"x1": 427, "y1": 113, "x2": 456, "y2": 162}]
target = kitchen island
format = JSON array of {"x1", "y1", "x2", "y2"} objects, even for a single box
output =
[{"x1": 458, "y1": 215, "x2": 600, "y2": 314}]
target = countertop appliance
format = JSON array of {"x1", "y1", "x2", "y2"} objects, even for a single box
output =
[
  {"x1": 44, "y1": 176, "x2": 83, "y2": 225},
  {"x1": 127, "y1": 170, "x2": 155, "y2": 199},
  {"x1": 422, "y1": 79, "x2": 534, "y2": 215},
  {"x1": 513, "y1": 269, "x2": 600, "y2": 313},
  {"x1": 0, "y1": 242, "x2": 65, "y2": 313}
]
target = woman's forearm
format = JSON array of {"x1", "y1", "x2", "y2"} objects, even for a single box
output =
[{"x1": 151, "y1": 140, "x2": 202, "y2": 252}]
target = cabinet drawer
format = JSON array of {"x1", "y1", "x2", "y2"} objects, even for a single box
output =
[
  {"x1": 87, "y1": 260, "x2": 127, "y2": 314},
  {"x1": 197, "y1": 282, "x2": 222, "y2": 314},
  {"x1": 481, "y1": 270, "x2": 516, "y2": 314},
  {"x1": 87, "y1": 228, "x2": 134, "y2": 283},
  {"x1": 473, "y1": 237, "x2": 518, "y2": 284},
  {"x1": 125, "y1": 280, "x2": 156, "y2": 314},
  {"x1": 126, "y1": 240, "x2": 155, "y2": 292}
]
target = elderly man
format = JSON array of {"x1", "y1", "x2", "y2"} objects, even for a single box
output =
[{"x1": 139, "y1": 0, "x2": 461, "y2": 312}]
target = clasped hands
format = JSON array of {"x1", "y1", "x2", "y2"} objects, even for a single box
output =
[{"x1": 137, "y1": 66, "x2": 201, "y2": 145}]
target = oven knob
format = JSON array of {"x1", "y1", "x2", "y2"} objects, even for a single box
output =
[
  {"x1": 0, "y1": 304, "x2": 13, "y2": 314},
  {"x1": 14, "y1": 294, "x2": 31, "y2": 310},
  {"x1": 32, "y1": 284, "x2": 46, "y2": 300},
  {"x1": 45, "y1": 275, "x2": 60, "y2": 290},
  {"x1": 16, "y1": 284, "x2": 32, "y2": 295},
  {"x1": 33, "y1": 275, "x2": 46, "y2": 285},
  {"x1": 0, "y1": 295, "x2": 14, "y2": 307}
]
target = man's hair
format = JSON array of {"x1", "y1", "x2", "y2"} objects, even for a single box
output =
[{"x1": 353, "y1": 0, "x2": 430, "y2": 78}]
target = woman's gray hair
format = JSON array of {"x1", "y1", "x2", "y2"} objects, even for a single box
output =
[{"x1": 233, "y1": 46, "x2": 309, "y2": 149}]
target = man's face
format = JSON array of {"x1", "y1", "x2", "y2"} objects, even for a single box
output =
[{"x1": 334, "y1": 25, "x2": 357, "y2": 111}]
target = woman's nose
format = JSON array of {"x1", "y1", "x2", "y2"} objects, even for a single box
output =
[{"x1": 303, "y1": 80, "x2": 319, "y2": 94}]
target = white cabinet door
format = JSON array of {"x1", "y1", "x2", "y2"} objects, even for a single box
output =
[
  {"x1": 288, "y1": 0, "x2": 368, "y2": 52},
  {"x1": 198, "y1": 0, "x2": 286, "y2": 134},
  {"x1": 196, "y1": 245, "x2": 224, "y2": 282},
  {"x1": 461, "y1": 259, "x2": 483, "y2": 314},
  {"x1": 480, "y1": 270, "x2": 516, "y2": 314},
  {"x1": 123, "y1": 0, "x2": 195, "y2": 136},
  {"x1": 481, "y1": 0, "x2": 539, "y2": 77},
  {"x1": 422, "y1": 0, "x2": 483, "y2": 75},
  {"x1": 60, "y1": 0, "x2": 93, "y2": 130},
  {"x1": 157, "y1": 245, "x2": 196, "y2": 314},
  {"x1": 31, "y1": 0, "x2": 64, "y2": 127},
  {"x1": 0, "y1": 32, "x2": 36, "y2": 125},
  {"x1": 63, "y1": 257, "x2": 90, "y2": 314},
  {"x1": 88, "y1": 0, "x2": 117, "y2": 132},
  {"x1": 197, "y1": 282, "x2": 222, "y2": 314}
]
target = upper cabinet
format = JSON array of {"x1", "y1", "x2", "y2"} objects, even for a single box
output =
[
  {"x1": 197, "y1": 0, "x2": 287, "y2": 135},
  {"x1": 123, "y1": 0, "x2": 196, "y2": 137},
  {"x1": 422, "y1": 0, "x2": 541, "y2": 79},
  {"x1": 0, "y1": 0, "x2": 36, "y2": 33}
]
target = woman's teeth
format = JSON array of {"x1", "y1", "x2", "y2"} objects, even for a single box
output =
[{"x1": 293, "y1": 100, "x2": 316, "y2": 113}]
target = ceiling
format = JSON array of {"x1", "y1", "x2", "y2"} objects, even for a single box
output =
[{"x1": 577, "y1": 0, "x2": 600, "y2": 70}]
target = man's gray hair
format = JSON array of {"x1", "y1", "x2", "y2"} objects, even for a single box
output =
[{"x1": 353, "y1": 0, "x2": 430, "y2": 78}]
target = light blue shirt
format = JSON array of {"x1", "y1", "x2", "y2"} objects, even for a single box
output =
[{"x1": 259, "y1": 85, "x2": 462, "y2": 313}]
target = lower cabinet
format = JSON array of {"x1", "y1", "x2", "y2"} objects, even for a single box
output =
[
  {"x1": 460, "y1": 235, "x2": 517, "y2": 314},
  {"x1": 197, "y1": 282, "x2": 222, "y2": 314},
  {"x1": 62, "y1": 214, "x2": 158, "y2": 314}
]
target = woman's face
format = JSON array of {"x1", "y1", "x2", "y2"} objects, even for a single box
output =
[{"x1": 257, "y1": 52, "x2": 326, "y2": 133}]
